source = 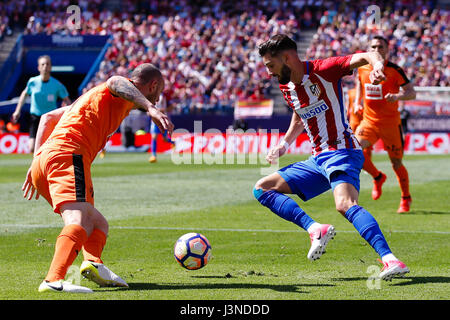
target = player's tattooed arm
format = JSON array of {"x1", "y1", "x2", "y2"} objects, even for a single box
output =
[
  {"x1": 106, "y1": 75, "x2": 153, "y2": 111},
  {"x1": 106, "y1": 75, "x2": 173, "y2": 134}
]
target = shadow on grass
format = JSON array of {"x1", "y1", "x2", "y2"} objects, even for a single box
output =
[
  {"x1": 405, "y1": 210, "x2": 450, "y2": 215},
  {"x1": 391, "y1": 276, "x2": 450, "y2": 286},
  {"x1": 121, "y1": 281, "x2": 335, "y2": 294},
  {"x1": 331, "y1": 276, "x2": 450, "y2": 286}
]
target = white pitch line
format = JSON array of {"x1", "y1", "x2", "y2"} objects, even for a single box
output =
[{"x1": 0, "y1": 224, "x2": 449, "y2": 235}]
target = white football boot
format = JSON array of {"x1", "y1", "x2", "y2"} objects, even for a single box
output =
[
  {"x1": 307, "y1": 224, "x2": 336, "y2": 261},
  {"x1": 80, "y1": 261, "x2": 128, "y2": 287},
  {"x1": 38, "y1": 280, "x2": 93, "y2": 293}
]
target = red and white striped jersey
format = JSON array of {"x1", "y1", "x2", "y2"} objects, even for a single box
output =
[{"x1": 279, "y1": 55, "x2": 361, "y2": 156}]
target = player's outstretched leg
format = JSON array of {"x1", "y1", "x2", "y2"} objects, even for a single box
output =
[
  {"x1": 79, "y1": 207, "x2": 128, "y2": 287},
  {"x1": 39, "y1": 223, "x2": 93, "y2": 293},
  {"x1": 334, "y1": 182, "x2": 409, "y2": 280},
  {"x1": 253, "y1": 173, "x2": 335, "y2": 261},
  {"x1": 344, "y1": 205, "x2": 409, "y2": 280}
]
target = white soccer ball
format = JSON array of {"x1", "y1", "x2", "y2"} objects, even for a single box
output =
[{"x1": 174, "y1": 233, "x2": 212, "y2": 270}]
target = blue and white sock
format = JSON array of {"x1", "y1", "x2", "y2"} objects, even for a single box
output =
[
  {"x1": 253, "y1": 188, "x2": 315, "y2": 231},
  {"x1": 345, "y1": 205, "x2": 392, "y2": 258}
]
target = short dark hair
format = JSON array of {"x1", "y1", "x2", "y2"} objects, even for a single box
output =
[
  {"x1": 130, "y1": 63, "x2": 163, "y2": 85},
  {"x1": 371, "y1": 35, "x2": 389, "y2": 46},
  {"x1": 258, "y1": 34, "x2": 297, "y2": 57}
]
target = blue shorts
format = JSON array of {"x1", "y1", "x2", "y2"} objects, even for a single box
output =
[{"x1": 278, "y1": 149, "x2": 364, "y2": 201}]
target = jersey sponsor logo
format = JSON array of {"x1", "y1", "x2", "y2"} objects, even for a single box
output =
[
  {"x1": 364, "y1": 83, "x2": 383, "y2": 100},
  {"x1": 295, "y1": 99, "x2": 329, "y2": 120}
]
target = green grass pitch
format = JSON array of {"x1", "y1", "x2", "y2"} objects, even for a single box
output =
[{"x1": 0, "y1": 152, "x2": 449, "y2": 301}]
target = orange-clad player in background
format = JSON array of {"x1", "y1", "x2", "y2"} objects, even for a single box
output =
[
  {"x1": 22, "y1": 63, "x2": 174, "y2": 293},
  {"x1": 354, "y1": 36, "x2": 416, "y2": 213},
  {"x1": 346, "y1": 85, "x2": 363, "y2": 133},
  {"x1": 346, "y1": 76, "x2": 374, "y2": 184}
]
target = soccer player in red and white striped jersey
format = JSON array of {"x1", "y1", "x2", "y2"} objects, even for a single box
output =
[
  {"x1": 278, "y1": 56, "x2": 361, "y2": 155},
  {"x1": 253, "y1": 34, "x2": 409, "y2": 280}
]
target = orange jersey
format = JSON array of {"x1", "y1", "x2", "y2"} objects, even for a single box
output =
[
  {"x1": 358, "y1": 62, "x2": 410, "y2": 126},
  {"x1": 42, "y1": 82, "x2": 135, "y2": 162}
]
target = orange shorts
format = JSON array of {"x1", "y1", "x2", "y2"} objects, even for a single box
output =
[
  {"x1": 31, "y1": 148, "x2": 94, "y2": 214},
  {"x1": 355, "y1": 120, "x2": 404, "y2": 159}
]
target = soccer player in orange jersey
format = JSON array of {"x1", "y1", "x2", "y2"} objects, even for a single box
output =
[
  {"x1": 347, "y1": 77, "x2": 376, "y2": 180},
  {"x1": 22, "y1": 63, "x2": 174, "y2": 293},
  {"x1": 354, "y1": 36, "x2": 416, "y2": 213},
  {"x1": 346, "y1": 86, "x2": 363, "y2": 133}
]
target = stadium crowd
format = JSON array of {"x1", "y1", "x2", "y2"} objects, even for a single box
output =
[
  {"x1": 3, "y1": 0, "x2": 327, "y2": 114},
  {"x1": 1, "y1": 0, "x2": 449, "y2": 115},
  {"x1": 306, "y1": 0, "x2": 449, "y2": 87},
  {"x1": 81, "y1": 1, "x2": 309, "y2": 114},
  {"x1": 0, "y1": 0, "x2": 106, "y2": 36}
]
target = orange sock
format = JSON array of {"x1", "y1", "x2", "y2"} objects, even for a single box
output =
[
  {"x1": 45, "y1": 224, "x2": 88, "y2": 282},
  {"x1": 82, "y1": 229, "x2": 107, "y2": 264},
  {"x1": 393, "y1": 165, "x2": 410, "y2": 198},
  {"x1": 362, "y1": 148, "x2": 380, "y2": 179}
]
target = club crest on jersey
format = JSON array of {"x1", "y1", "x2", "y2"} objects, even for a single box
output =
[{"x1": 309, "y1": 83, "x2": 321, "y2": 97}]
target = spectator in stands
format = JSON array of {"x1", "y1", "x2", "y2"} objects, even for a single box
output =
[
  {"x1": 306, "y1": 2, "x2": 449, "y2": 87},
  {"x1": 0, "y1": 12, "x2": 12, "y2": 41},
  {"x1": 12, "y1": 0, "x2": 448, "y2": 116},
  {"x1": 80, "y1": 2, "x2": 302, "y2": 115}
]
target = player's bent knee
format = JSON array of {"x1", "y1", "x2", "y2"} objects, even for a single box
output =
[
  {"x1": 60, "y1": 202, "x2": 96, "y2": 235},
  {"x1": 89, "y1": 206, "x2": 109, "y2": 235},
  {"x1": 253, "y1": 177, "x2": 267, "y2": 200},
  {"x1": 253, "y1": 186, "x2": 264, "y2": 200},
  {"x1": 335, "y1": 199, "x2": 358, "y2": 216},
  {"x1": 253, "y1": 175, "x2": 279, "y2": 200},
  {"x1": 334, "y1": 193, "x2": 358, "y2": 215},
  {"x1": 254, "y1": 173, "x2": 291, "y2": 195},
  {"x1": 96, "y1": 214, "x2": 109, "y2": 235},
  {"x1": 254, "y1": 177, "x2": 268, "y2": 192}
]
